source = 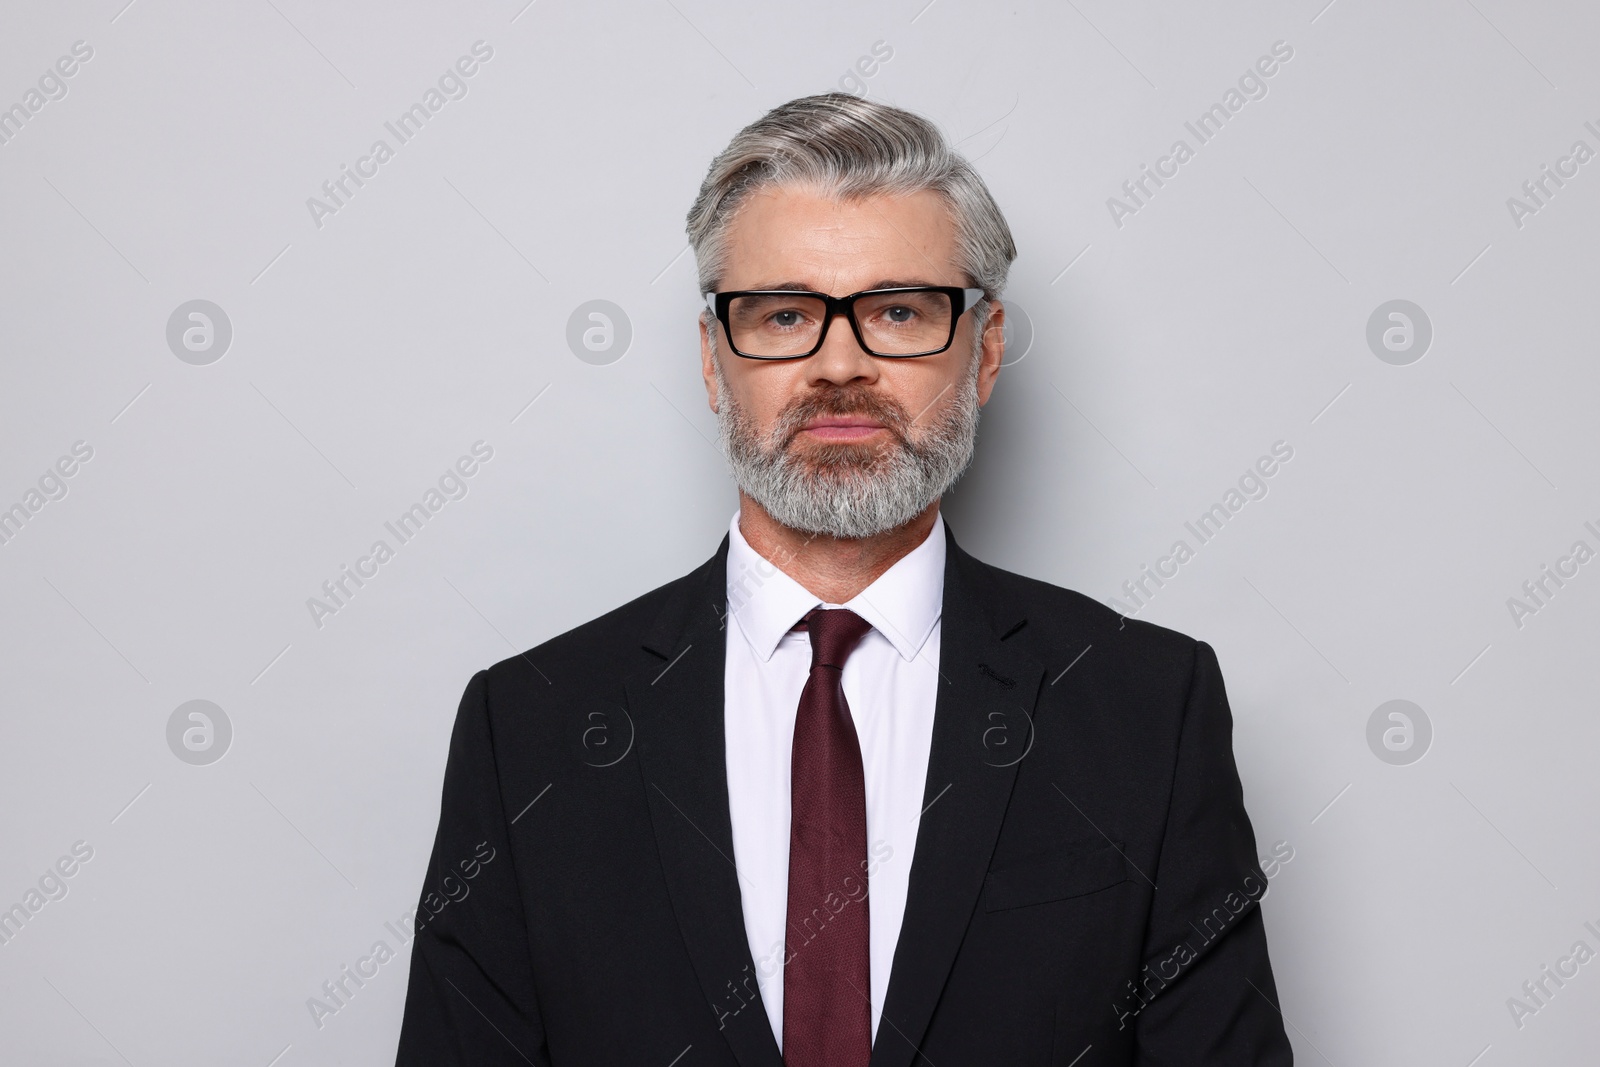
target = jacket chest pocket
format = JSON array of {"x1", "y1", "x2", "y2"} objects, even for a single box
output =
[{"x1": 982, "y1": 842, "x2": 1128, "y2": 912}]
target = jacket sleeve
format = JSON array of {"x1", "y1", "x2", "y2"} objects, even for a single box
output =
[
  {"x1": 1132, "y1": 641, "x2": 1295, "y2": 1065},
  {"x1": 394, "y1": 669, "x2": 551, "y2": 1066}
]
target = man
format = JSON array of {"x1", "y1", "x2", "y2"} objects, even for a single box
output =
[{"x1": 395, "y1": 93, "x2": 1293, "y2": 1065}]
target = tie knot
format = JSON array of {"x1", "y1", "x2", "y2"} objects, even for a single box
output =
[{"x1": 800, "y1": 607, "x2": 873, "y2": 670}]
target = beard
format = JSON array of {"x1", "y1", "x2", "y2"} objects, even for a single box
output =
[{"x1": 713, "y1": 350, "x2": 983, "y2": 540}]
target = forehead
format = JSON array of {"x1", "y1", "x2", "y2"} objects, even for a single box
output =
[{"x1": 718, "y1": 184, "x2": 961, "y2": 291}]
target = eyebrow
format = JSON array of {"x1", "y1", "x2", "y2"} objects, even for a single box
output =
[{"x1": 739, "y1": 278, "x2": 944, "y2": 293}]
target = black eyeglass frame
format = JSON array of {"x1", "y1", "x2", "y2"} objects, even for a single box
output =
[{"x1": 704, "y1": 285, "x2": 988, "y2": 361}]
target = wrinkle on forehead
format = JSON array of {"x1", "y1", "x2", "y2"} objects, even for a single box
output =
[{"x1": 720, "y1": 185, "x2": 961, "y2": 294}]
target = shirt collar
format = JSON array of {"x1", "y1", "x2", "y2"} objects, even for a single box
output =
[{"x1": 725, "y1": 509, "x2": 946, "y2": 663}]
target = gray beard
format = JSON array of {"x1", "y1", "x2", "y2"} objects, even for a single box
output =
[{"x1": 713, "y1": 354, "x2": 982, "y2": 540}]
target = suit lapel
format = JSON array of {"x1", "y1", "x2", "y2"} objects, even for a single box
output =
[
  {"x1": 870, "y1": 523, "x2": 1046, "y2": 1067},
  {"x1": 627, "y1": 534, "x2": 786, "y2": 1067}
]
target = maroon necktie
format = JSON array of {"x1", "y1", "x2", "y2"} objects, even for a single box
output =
[{"x1": 783, "y1": 607, "x2": 874, "y2": 1067}]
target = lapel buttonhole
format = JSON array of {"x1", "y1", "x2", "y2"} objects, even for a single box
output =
[{"x1": 978, "y1": 662, "x2": 1016, "y2": 689}]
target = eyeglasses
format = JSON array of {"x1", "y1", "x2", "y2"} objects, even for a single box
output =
[{"x1": 705, "y1": 285, "x2": 987, "y2": 360}]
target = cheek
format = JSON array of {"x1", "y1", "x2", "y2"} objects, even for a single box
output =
[
  {"x1": 887, "y1": 362, "x2": 965, "y2": 419},
  {"x1": 729, "y1": 366, "x2": 802, "y2": 424}
]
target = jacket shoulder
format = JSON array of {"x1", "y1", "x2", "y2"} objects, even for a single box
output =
[
  {"x1": 964, "y1": 552, "x2": 1203, "y2": 674},
  {"x1": 479, "y1": 551, "x2": 717, "y2": 693}
]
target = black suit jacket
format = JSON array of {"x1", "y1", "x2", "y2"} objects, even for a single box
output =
[{"x1": 394, "y1": 522, "x2": 1294, "y2": 1065}]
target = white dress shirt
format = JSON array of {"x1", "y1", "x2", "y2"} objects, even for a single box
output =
[{"x1": 722, "y1": 508, "x2": 945, "y2": 1050}]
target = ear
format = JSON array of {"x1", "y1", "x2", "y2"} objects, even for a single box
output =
[
  {"x1": 699, "y1": 313, "x2": 720, "y2": 413},
  {"x1": 975, "y1": 300, "x2": 1005, "y2": 407}
]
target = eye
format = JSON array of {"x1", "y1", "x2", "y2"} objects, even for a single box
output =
[
  {"x1": 770, "y1": 309, "x2": 805, "y2": 328},
  {"x1": 881, "y1": 304, "x2": 918, "y2": 324}
]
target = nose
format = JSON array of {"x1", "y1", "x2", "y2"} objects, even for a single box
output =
[{"x1": 805, "y1": 307, "x2": 879, "y2": 389}]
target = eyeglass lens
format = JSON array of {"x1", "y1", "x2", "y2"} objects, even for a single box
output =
[{"x1": 726, "y1": 290, "x2": 954, "y2": 357}]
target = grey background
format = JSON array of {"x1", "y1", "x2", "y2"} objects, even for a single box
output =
[{"x1": 2, "y1": 0, "x2": 1597, "y2": 1063}]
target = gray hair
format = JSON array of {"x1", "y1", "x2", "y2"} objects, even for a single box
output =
[{"x1": 685, "y1": 93, "x2": 1017, "y2": 328}]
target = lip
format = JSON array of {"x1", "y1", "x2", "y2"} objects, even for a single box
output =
[{"x1": 800, "y1": 417, "x2": 886, "y2": 441}]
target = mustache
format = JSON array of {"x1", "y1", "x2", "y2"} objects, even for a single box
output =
[{"x1": 773, "y1": 386, "x2": 912, "y2": 449}]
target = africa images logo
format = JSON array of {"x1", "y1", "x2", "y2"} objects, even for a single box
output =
[
  {"x1": 1108, "y1": 441, "x2": 1294, "y2": 615},
  {"x1": 1105, "y1": 40, "x2": 1295, "y2": 228},
  {"x1": 0, "y1": 40, "x2": 94, "y2": 149},
  {"x1": 305, "y1": 41, "x2": 494, "y2": 230},
  {"x1": 305, "y1": 441, "x2": 494, "y2": 629}
]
